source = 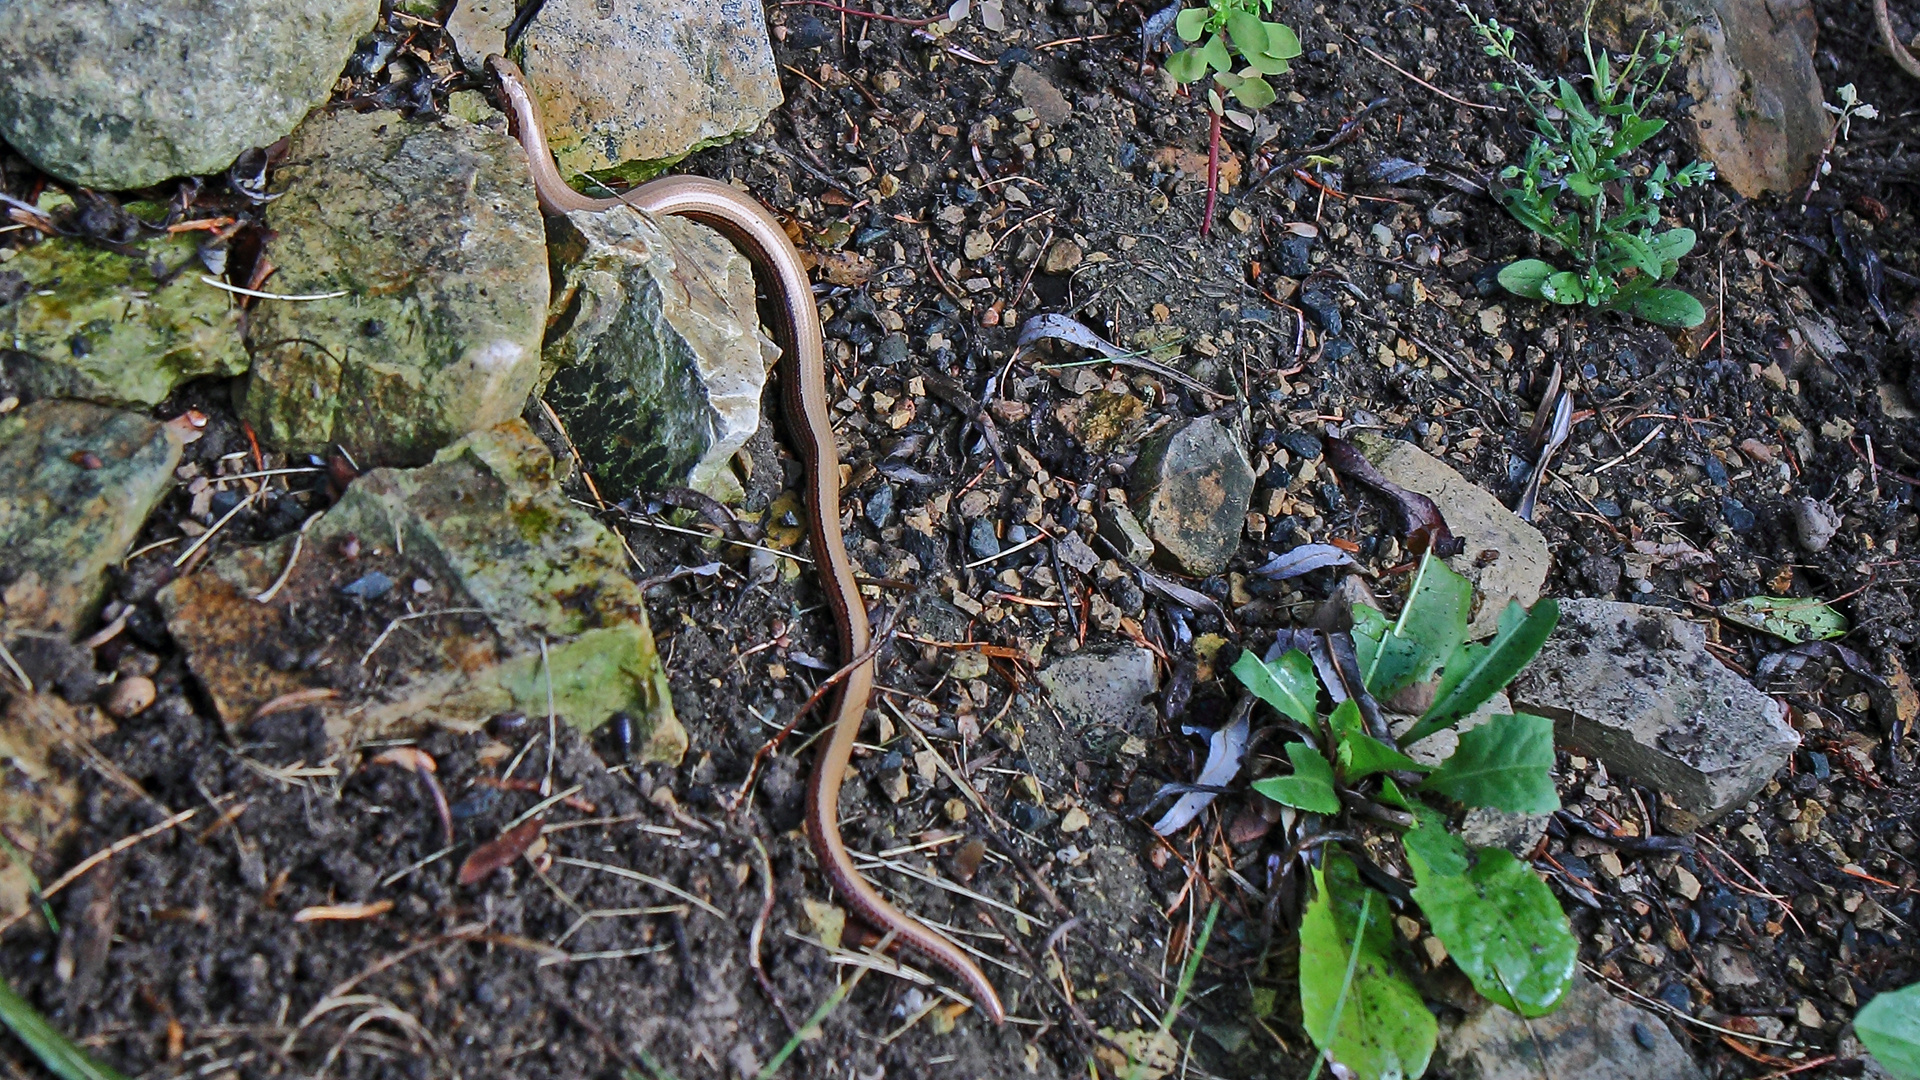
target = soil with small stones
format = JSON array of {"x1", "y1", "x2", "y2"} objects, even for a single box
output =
[{"x1": 3, "y1": 0, "x2": 1920, "y2": 1077}]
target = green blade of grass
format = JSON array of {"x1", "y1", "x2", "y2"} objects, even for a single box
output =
[
  {"x1": 1127, "y1": 900, "x2": 1221, "y2": 1080},
  {"x1": 0, "y1": 977, "x2": 129, "y2": 1080}
]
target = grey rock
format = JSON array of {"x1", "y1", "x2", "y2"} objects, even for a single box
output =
[
  {"x1": 1098, "y1": 502, "x2": 1157, "y2": 565},
  {"x1": 1056, "y1": 530, "x2": 1099, "y2": 575},
  {"x1": 0, "y1": 228, "x2": 248, "y2": 407},
  {"x1": 1354, "y1": 432, "x2": 1551, "y2": 639},
  {"x1": 514, "y1": 0, "x2": 781, "y2": 183},
  {"x1": 1131, "y1": 416, "x2": 1254, "y2": 577},
  {"x1": 0, "y1": 0, "x2": 377, "y2": 189},
  {"x1": 159, "y1": 421, "x2": 682, "y2": 759},
  {"x1": 445, "y1": 0, "x2": 515, "y2": 71},
  {"x1": 1439, "y1": 971, "x2": 1703, "y2": 1080},
  {"x1": 1791, "y1": 497, "x2": 1840, "y2": 553},
  {"x1": 1509, "y1": 598, "x2": 1799, "y2": 823},
  {"x1": 240, "y1": 108, "x2": 548, "y2": 468},
  {"x1": 0, "y1": 401, "x2": 185, "y2": 637},
  {"x1": 1008, "y1": 63, "x2": 1072, "y2": 127},
  {"x1": 1037, "y1": 643, "x2": 1158, "y2": 732},
  {"x1": 542, "y1": 205, "x2": 777, "y2": 501},
  {"x1": 967, "y1": 519, "x2": 1002, "y2": 562},
  {"x1": 1460, "y1": 805, "x2": 1551, "y2": 858}
]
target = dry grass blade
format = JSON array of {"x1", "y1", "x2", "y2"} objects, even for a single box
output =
[
  {"x1": 551, "y1": 856, "x2": 726, "y2": 918},
  {"x1": 756, "y1": 930, "x2": 900, "y2": 1079}
]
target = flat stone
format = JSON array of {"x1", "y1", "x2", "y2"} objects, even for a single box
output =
[
  {"x1": 1008, "y1": 64, "x2": 1072, "y2": 127},
  {"x1": 1438, "y1": 971, "x2": 1703, "y2": 1080},
  {"x1": 0, "y1": 401, "x2": 185, "y2": 637},
  {"x1": 1037, "y1": 643, "x2": 1158, "y2": 733},
  {"x1": 240, "y1": 108, "x2": 548, "y2": 468},
  {"x1": 1706, "y1": 943, "x2": 1763, "y2": 989},
  {"x1": 542, "y1": 205, "x2": 777, "y2": 501},
  {"x1": 1354, "y1": 432, "x2": 1550, "y2": 639},
  {"x1": 444, "y1": 0, "x2": 515, "y2": 70},
  {"x1": 514, "y1": 0, "x2": 782, "y2": 183},
  {"x1": 1509, "y1": 598, "x2": 1798, "y2": 823},
  {"x1": 0, "y1": 0, "x2": 377, "y2": 189},
  {"x1": 1594, "y1": 0, "x2": 1824, "y2": 197},
  {"x1": 159, "y1": 421, "x2": 682, "y2": 759},
  {"x1": 0, "y1": 694, "x2": 104, "y2": 924},
  {"x1": 1098, "y1": 502, "x2": 1156, "y2": 565},
  {"x1": 1131, "y1": 416, "x2": 1254, "y2": 577},
  {"x1": 0, "y1": 232, "x2": 248, "y2": 407}
]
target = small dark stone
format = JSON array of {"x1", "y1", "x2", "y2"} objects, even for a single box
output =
[
  {"x1": 449, "y1": 788, "x2": 499, "y2": 820},
  {"x1": 866, "y1": 483, "x2": 896, "y2": 528},
  {"x1": 1383, "y1": 281, "x2": 1405, "y2": 300},
  {"x1": 997, "y1": 46, "x2": 1034, "y2": 66},
  {"x1": 1007, "y1": 800, "x2": 1046, "y2": 830},
  {"x1": 967, "y1": 518, "x2": 1001, "y2": 561},
  {"x1": 1110, "y1": 576, "x2": 1144, "y2": 616},
  {"x1": 1720, "y1": 497, "x2": 1756, "y2": 533},
  {"x1": 210, "y1": 488, "x2": 243, "y2": 517},
  {"x1": 1279, "y1": 431, "x2": 1322, "y2": 459},
  {"x1": 1274, "y1": 236, "x2": 1314, "y2": 277},
  {"x1": 786, "y1": 14, "x2": 832, "y2": 49},
  {"x1": 487, "y1": 710, "x2": 529, "y2": 736},
  {"x1": 1321, "y1": 338, "x2": 1354, "y2": 362},
  {"x1": 1704, "y1": 456, "x2": 1728, "y2": 487},
  {"x1": 1656, "y1": 982, "x2": 1692, "y2": 1013},
  {"x1": 1592, "y1": 497, "x2": 1622, "y2": 518},
  {"x1": 338, "y1": 570, "x2": 394, "y2": 599},
  {"x1": 1631, "y1": 1021, "x2": 1657, "y2": 1050},
  {"x1": 874, "y1": 332, "x2": 909, "y2": 366},
  {"x1": 1580, "y1": 553, "x2": 1621, "y2": 594},
  {"x1": 1471, "y1": 263, "x2": 1503, "y2": 298}
]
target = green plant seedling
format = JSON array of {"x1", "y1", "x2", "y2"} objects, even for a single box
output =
[
  {"x1": 1469, "y1": 2, "x2": 1713, "y2": 326},
  {"x1": 1857, "y1": 982, "x2": 1920, "y2": 1080},
  {"x1": 1164, "y1": 0, "x2": 1301, "y2": 236},
  {"x1": 1234, "y1": 552, "x2": 1571, "y2": 1079}
]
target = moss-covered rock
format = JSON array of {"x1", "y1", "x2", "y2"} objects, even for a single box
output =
[
  {"x1": 0, "y1": 400, "x2": 186, "y2": 637},
  {"x1": 542, "y1": 205, "x2": 777, "y2": 501},
  {"x1": 0, "y1": 233, "x2": 248, "y2": 407},
  {"x1": 159, "y1": 420, "x2": 681, "y2": 760},
  {"x1": 240, "y1": 108, "x2": 548, "y2": 468},
  {"x1": 0, "y1": 0, "x2": 377, "y2": 189}
]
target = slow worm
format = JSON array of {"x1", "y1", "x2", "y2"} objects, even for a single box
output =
[{"x1": 489, "y1": 56, "x2": 1006, "y2": 1024}]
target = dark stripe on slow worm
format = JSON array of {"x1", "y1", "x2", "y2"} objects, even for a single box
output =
[{"x1": 488, "y1": 55, "x2": 1005, "y2": 1024}]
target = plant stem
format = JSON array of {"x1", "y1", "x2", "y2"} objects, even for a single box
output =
[{"x1": 1202, "y1": 106, "x2": 1222, "y2": 238}]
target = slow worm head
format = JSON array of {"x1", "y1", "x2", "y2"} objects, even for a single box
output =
[{"x1": 488, "y1": 55, "x2": 1007, "y2": 1024}]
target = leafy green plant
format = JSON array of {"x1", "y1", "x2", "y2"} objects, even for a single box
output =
[
  {"x1": 1165, "y1": 0, "x2": 1301, "y2": 236},
  {"x1": 1857, "y1": 982, "x2": 1920, "y2": 1080},
  {"x1": 1232, "y1": 553, "x2": 1573, "y2": 1079},
  {"x1": 1468, "y1": 2, "x2": 1714, "y2": 327}
]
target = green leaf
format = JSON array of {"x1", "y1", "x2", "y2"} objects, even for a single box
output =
[
  {"x1": 1411, "y1": 847, "x2": 1578, "y2": 1017},
  {"x1": 1251, "y1": 742, "x2": 1341, "y2": 814},
  {"x1": 1230, "y1": 74, "x2": 1276, "y2": 109},
  {"x1": 0, "y1": 977, "x2": 131, "y2": 1080},
  {"x1": 1330, "y1": 699, "x2": 1429, "y2": 781},
  {"x1": 1165, "y1": 46, "x2": 1207, "y2": 83},
  {"x1": 1259, "y1": 21, "x2": 1302, "y2": 59},
  {"x1": 1402, "y1": 598, "x2": 1560, "y2": 745},
  {"x1": 1540, "y1": 271, "x2": 1586, "y2": 304},
  {"x1": 1564, "y1": 173, "x2": 1601, "y2": 198},
  {"x1": 1353, "y1": 552, "x2": 1471, "y2": 699},
  {"x1": 1201, "y1": 31, "x2": 1233, "y2": 72},
  {"x1": 1857, "y1": 983, "x2": 1920, "y2": 1080},
  {"x1": 1496, "y1": 259, "x2": 1556, "y2": 300},
  {"x1": 1401, "y1": 805, "x2": 1471, "y2": 879},
  {"x1": 1612, "y1": 116, "x2": 1667, "y2": 155},
  {"x1": 1243, "y1": 47, "x2": 1291, "y2": 75},
  {"x1": 1609, "y1": 232, "x2": 1662, "y2": 278},
  {"x1": 1232, "y1": 648, "x2": 1318, "y2": 726},
  {"x1": 1300, "y1": 857, "x2": 1437, "y2": 1080},
  {"x1": 1421, "y1": 712, "x2": 1561, "y2": 814},
  {"x1": 1619, "y1": 285, "x2": 1706, "y2": 327},
  {"x1": 1718, "y1": 595, "x2": 1849, "y2": 644},
  {"x1": 1645, "y1": 227, "x2": 1696, "y2": 264},
  {"x1": 1176, "y1": 6, "x2": 1208, "y2": 42},
  {"x1": 1225, "y1": 11, "x2": 1267, "y2": 57}
]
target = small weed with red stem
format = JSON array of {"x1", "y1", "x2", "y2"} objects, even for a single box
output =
[{"x1": 1163, "y1": 0, "x2": 1299, "y2": 237}]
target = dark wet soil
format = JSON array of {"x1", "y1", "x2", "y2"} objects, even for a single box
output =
[{"x1": 4, "y1": 0, "x2": 1920, "y2": 1076}]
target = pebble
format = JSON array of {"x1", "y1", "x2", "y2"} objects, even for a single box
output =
[
  {"x1": 865, "y1": 483, "x2": 896, "y2": 528},
  {"x1": 102, "y1": 675, "x2": 156, "y2": 718},
  {"x1": 1790, "y1": 497, "x2": 1840, "y2": 552},
  {"x1": 1059, "y1": 806, "x2": 1090, "y2": 833},
  {"x1": 1298, "y1": 289, "x2": 1342, "y2": 336},
  {"x1": 1720, "y1": 497, "x2": 1756, "y2": 534},
  {"x1": 1041, "y1": 239, "x2": 1084, "y2": 275},
  {"x1": 967, "y1": 518, "x2": 1001, "y2": 561},
  {"x1": 1274, "y1": 236, "x2": 1313, "y2": 277}
]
